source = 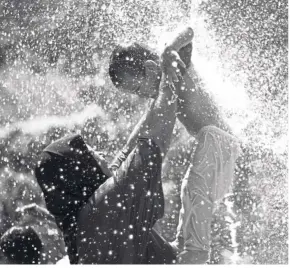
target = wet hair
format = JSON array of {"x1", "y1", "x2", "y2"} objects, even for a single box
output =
[
  {"x1": 0, "y1": 226, "x2": 42, "y2": 264},
  {"x1": 35, "y1": 134, "x2": 109, "y2": 264},
  {"x1": 109, "y1": 43, "x2": 159, "y2": 88},
  {"x1": 109, "y1": 42, "x2": 192, "y2": 89}
]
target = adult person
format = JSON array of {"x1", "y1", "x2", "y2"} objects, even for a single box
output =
[
  {"x1": 35, "y1": 44, "x2": 184, "y2": 264},
  {"x1": 108, "y1": 27, "x2": 240, "y2": 264}
]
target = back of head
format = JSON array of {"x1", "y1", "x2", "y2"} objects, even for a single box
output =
[
  {"x1": 0, "y1": 226, "x2": 42, "y2": 264},
  {"x1": 109, "y1": 43, "x2": 159, "y2": 88},
  {"x1": 34, "y1": 134, "x2": 109, "y2": 264}
]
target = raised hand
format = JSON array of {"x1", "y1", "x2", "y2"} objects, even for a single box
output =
[
  {"x1": 161, "y1": 47, "x2": 186, "y2": 85},
  {"x1": 161, "y1": 27, "x2": 194, "y2": 85}
]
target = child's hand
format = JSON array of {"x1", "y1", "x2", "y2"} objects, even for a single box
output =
[
  {"x1": 161, "y1": 46, "x2": 186, "y2": 85},
  {"x1": 161, "y1": 27, "x2": 194, "y2": 85}
]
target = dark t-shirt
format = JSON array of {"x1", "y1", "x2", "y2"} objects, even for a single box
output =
[
  {"x1": 36, "y1": 135, "x2": 175, "y2": 264},
  {"x1": 77, "y1": 137, "x2": 165, "y2": 264}
]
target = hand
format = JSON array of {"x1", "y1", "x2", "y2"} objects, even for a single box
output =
[
  {"x1": 161, "y1": 46, "x2": 186, "y2": 85},
  {"x1": 162, "y1": 26, "x2": 194, "y2": 81}
]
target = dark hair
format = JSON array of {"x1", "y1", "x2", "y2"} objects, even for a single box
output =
[
  {"x1": 0, "y1": 226, "x2": 43, "y2": 264},
  {"x1": 109, "y1": 43, "x2": 159, "y2": 88},
  {"x1": 109, "y1": 42, "x2": 193, "y2": 89}
]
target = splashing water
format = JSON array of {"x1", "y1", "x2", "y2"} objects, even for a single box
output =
[{"x1": 0, "y1": 0, "x2": 287, "y2": 264}]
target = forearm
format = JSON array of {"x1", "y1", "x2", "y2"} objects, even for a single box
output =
[
  {"x1": 144, "y1": 76, "x2": 177, "y2": 157},
  {"x1": 110, "y1": 100, "x2": 156, "y2": 169},
  {"x1": 126, "y1": 76, "x2": 177, "y2": 155}
]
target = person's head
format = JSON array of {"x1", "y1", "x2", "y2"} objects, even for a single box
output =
[
  {"x1": 109, "y1": 43, "x2": 161, "y2": 99},
  {"x1": 34, "y1": 134, "x2": 110, "y2": 264},
  {"x1": 109, "y1": 42, "x2": 193, "y2": 98},
  {"x1": 0, "y1": 168, "x2": 45, "y2": 237},
  {"x1": 0, "y1": 226, "x2": 43, "y2": 264}
]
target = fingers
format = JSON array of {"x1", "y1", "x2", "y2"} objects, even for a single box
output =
[
  {"x1": 161, "y1": 26, "x2": 194, "y2": 85},
  {"x1": 165, "y1": 69, "x2": 179, "y2": 85},
  {"x1": 161, "y1": 49, "x2": 186, "y2": 85},
  {"x1": 176, "y1": 57, "x2": 186, "y2": 69},
  {"x1": 170, "y1": 50, "x2": 186, "y2": 69},
  {"x1": 163, "y1": 48, "x2": 186, "y2": 70},
  {"x1": 167, "y1": 67, "x2": 179, "y2": 84}
]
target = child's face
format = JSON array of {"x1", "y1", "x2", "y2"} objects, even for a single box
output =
[{"x1": 119, "y1": 65, "x2": 161, "y2": 99}]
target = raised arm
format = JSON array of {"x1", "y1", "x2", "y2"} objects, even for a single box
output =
[
  {"x1": 165, "y1": 26, "x2": 231, "y2": 135},
  {"x1": 110, "y1": 50, "x2": 183, "y2": 170},
  {"x1": 110, "y1": 28, "x2": 196, "y2": 170}
]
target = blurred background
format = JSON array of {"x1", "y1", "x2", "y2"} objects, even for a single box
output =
[{"x1": 0, "y1": 0, "x2": 288, "y2": 264}]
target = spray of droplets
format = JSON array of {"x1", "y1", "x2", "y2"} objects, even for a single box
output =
[{"x1": 0, "y1": 0, "x2": 287, "y2": 264}]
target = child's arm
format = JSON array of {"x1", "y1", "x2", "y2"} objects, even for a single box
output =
[
  {"x1": 110, "y1": 28, "x2": 194, "y2": 170},
  {"x1": 164, "y1": 27, "x2": 194, "y2": 83},
  {"x1": 166, "y1": 26, "x2": 231, "y2": 135},
  {"x1": 109, "y1": 49, "x2": 182, "y2": 170}
]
